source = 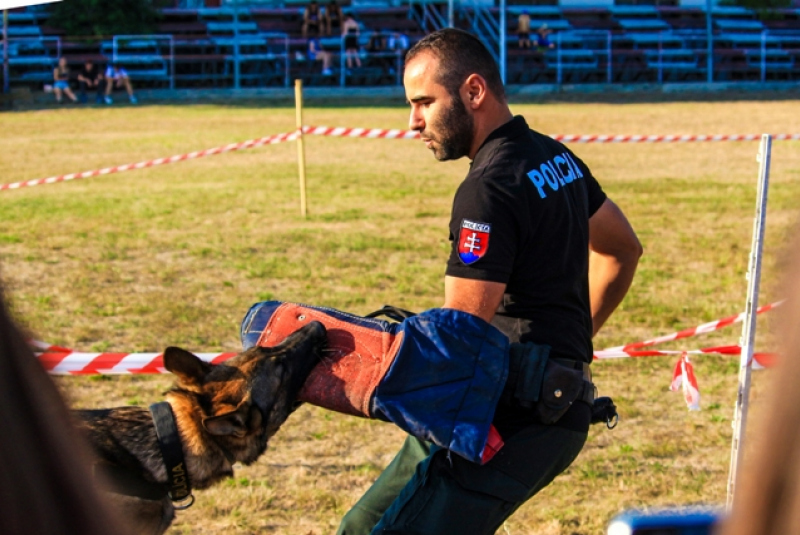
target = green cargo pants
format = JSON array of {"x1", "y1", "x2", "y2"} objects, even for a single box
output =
[{"x1": 337, "y1": 420, "x2": 588, "y2": 535}]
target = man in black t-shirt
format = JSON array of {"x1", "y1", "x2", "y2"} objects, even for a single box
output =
[
  {"x1": 338, "y1": 29, "x2": 642, "y2": 535},
  {"x1": 77, "y1": 61, "x2": 105, "y2": 104}
]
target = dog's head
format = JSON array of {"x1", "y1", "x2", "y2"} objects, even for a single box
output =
[{"x1": 163, "y1": 321, "x2": 326, "y2": 466}]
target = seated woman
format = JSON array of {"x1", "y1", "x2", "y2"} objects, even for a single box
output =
[
  {"x1": 303, "y1": 0, "x2": 322, "y2": 38},
  {"x1": 342, "y1": 14, "x2": 361, "y2": 69},
  {"x1": 52, "y1": 57, "x2": 78, "y2": 104},
  {"x1": 325, "y1": 0, "x2": 343, "y2": 36},
  {"x1": 536, "y1": 24, "x2": 555, "y2": 50},
  {"x1": 307, "y1": 37, "x2": 333, "y2": 75}
]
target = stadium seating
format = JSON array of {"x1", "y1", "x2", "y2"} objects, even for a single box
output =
[
  {"x1": 3, "y1": 2, "x2": 800, "y2": 90},
  {"x1": 102, "y1": 37, "x2": 172, "y2": 86}
]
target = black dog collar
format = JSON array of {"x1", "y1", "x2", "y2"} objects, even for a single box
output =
[{"x1": 150, "y1": 402, "x2": 195, "y2": 509}]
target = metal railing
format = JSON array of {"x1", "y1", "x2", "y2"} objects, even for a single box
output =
[
  {"x1": 2, "y1": 36, "x2": 61, "y2": 83},
  {"x1": 461, "y1": 1, "x2": 501, "y2": 65},
  {"x1": 111, "y1": 34, "x2": 175, "y2": 90}
]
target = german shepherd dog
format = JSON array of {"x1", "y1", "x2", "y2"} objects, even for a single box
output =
[{"x1": 75, "y1": 321, "x2": 327, "y2": 535}]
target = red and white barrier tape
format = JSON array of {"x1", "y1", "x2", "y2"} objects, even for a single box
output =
[
  {"x1": 29, "y1": 339, "x2": 74, "y2": 353},
  {"x1": 593, "y1": 344, "x2": 776, "y2": 369},
  {"x1": 602, "y1": 300, "x2": 784, "y2": 353},
  {"x1": 671, "y1": 353, "x2": 701, "y2": 411},
  {"x1": 6, "y1": 126, "x2": 799, "y2": 193},
  {"x1": 549, "y1": 133, "x2": 800, "y2": 143},
  {"x1": 302, "y1": 126, "x2": 419, "y2": 139},
  {"x1": 303, "y1": 126, "x2": 800, "y2": 144},
  {"x1": 0, "y1": 131, "x2": 299, "y2": 192},
  {"x1": 34, "y1": 343, "x2": 775, "y2": 376},
  {"x1": 39, "y1": 351, "x2": 238, "y2": 375}
]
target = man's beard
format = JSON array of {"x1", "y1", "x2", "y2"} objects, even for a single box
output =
[{"x1": 428, "y1": 96, "x2": 474, "y2": 161}]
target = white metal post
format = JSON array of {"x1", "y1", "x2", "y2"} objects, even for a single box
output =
[
  {"x1": 726, "y1": 134, "x2": 773, "y2": 508},
  {"x1": 234, "y1": 3, "x2": 241, "y2": 90},
  {"x1": 556, "y1": 32, "x2": 562, "y2": 85},
  {"x1": 340, "y1": 35, "x2": 345, "y2": 87},
  {"x1": 170, "y1": 36, "x2": 175, "y2": 90},
  {"x1": 448, "y1": 0, "x2": 454, "y2": 28},
  {"x1": 499, "y1": 0, "x2": 506, "y2": 85},
  {"x1": 3, "y1": 10, "x2": 9, "y2": 94},
  {"x1": 706, "y1": 0, "x2": 713, "y2": 83}
]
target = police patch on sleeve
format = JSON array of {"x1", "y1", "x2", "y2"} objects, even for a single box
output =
[{"x1": 458, "y1": 219, "x2": 491, "y2": 265}]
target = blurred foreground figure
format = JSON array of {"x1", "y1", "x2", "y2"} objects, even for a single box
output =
[
  {"x1": 720, "y1": 225, "x2": 800, "y2": 535},
  {"x1": 0, "y1": 281, "x2": 129, "y2": 535}
]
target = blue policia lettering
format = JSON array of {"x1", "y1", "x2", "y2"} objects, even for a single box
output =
[{"x1": 527, "y1": 152, "x2": 584, "y2": 199}]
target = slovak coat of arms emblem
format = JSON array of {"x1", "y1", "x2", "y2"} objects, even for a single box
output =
[{"x1": 458, "y1": 219, "x2": 491, "y2": 265}]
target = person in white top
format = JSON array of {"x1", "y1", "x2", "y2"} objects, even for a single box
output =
[{"x1": 104, "y1": 64, "x2": 137, "y2": 104}]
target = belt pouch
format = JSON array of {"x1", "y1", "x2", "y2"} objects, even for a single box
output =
[
  {"x1": 504, "y1": 342, "x2": 586, "y2": 425},
  {"x1": 534, "y1": 359, "x2": 586, "y2": 424}
]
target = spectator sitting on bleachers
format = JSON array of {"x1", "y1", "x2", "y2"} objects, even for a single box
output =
[
  {"x1": 536, "y1": 24, "x2": 555, "y2": 50},
  {"x1": 342, "y1": 14, "x2": 361, "y2": 69},
  {"x1": 303, "y1": 0, "x2": 322, "y2": 38},
  {"x1": 52, "y1": 57, "x2": 78, "y2": 104},
  {"x1": 104, "y1": 64, "x2": 138, "y2": 105},
  {"x1": 308, "y1": 36, "x2": 333, "y2": 75},
  {"x1": 518, "y1": 10, "x2": 532, "y2": 49},
  {"x1": 388, "y1": 32, "x2": 410, "y2": 53},
  {"x1": 367, "y1": 30, "x2": 387, "y2": 53},
  {"x1": 325, "y1": 0, "x2": 343, "y2": 36},
  {"x1": 77, "y1": 61, "x2": 104, "y2": 104}
]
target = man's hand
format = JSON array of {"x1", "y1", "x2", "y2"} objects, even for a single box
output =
[
  {"x1": 588, "y1": 198, "x2": 642, "y2": 337},
  {"x1": 443, "y1": 276, "x2": 506, "y2": 323}
]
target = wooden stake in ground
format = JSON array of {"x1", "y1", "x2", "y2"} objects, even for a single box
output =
[
  {"x1": 727, "y1": 134, "x2": 772, "y2": 507},
  {"x1": 295, "y1": 79, "x2": 308, "y2": 218}
]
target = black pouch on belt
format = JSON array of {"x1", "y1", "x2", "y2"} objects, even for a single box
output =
[{"x1": 501, "y1": 342, "x2": 594, "y2": 425}]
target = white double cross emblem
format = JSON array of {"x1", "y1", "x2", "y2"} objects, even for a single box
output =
[{"x1": 464, "y1": 233, "x2": 482, "y2": 253}]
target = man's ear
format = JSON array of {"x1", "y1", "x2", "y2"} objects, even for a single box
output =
[
  {"x1": 463, "y1": 73, "x2": 488, "y2": 110},
  {"x1": 203, "y1": 403, "x2": 254, "y2": 438},
  {"x1": 163, "y1": 347, "x2": 213, "y2": 386}
]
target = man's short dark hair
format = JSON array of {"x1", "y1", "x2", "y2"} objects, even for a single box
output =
[{"x1": 405, "y1": 28, "x2": 505, "y2": 100}]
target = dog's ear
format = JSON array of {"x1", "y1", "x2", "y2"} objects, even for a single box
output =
[
  {"x1": 163, "y1": 347, "x2": 213, "y2": 385},
  {"x1": 203, "y1": 403, "x2": 254, "y2": 438}
]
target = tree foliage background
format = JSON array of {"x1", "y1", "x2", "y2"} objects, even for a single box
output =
[{"x1": 48, "y1": 0, "x2": 160, "y2": 37}]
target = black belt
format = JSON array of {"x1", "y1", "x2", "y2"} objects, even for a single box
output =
[{"x1": 551, "y1": 358, "x2": 592, "y2": 382}]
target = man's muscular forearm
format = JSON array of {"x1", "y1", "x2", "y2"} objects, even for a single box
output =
[
  {"x1": 588, "y1": 199, "x2": 642, "y2": 337},
  {"x1": 589, "y1": 249, "x2": 639, "y2": 336}
]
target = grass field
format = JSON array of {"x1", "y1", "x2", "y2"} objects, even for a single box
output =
[{"x1": 2, "y1": 97, "x2": 800, "y2": 534}]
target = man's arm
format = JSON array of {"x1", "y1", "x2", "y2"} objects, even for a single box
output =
[
  {"x1": 444, "y1": 276, "x2": 506, "y2": 323},
  {"x1": 588, "y1": 198, "x2": 642, "y2": 337}
]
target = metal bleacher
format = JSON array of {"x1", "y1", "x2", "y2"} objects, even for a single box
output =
[
  {"x1": 103, "y1": 36, "x2": 172, "y2": 87},
  {"x1": 3, "y1": 2, "x2": 800, "y2": 90}
]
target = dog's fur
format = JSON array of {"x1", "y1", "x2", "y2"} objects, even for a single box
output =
[{"x1": 75, "y1": 321, "x2": 326, "y2": 535}]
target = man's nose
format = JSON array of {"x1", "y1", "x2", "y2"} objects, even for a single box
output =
[{"x1": 409, "y1": 107, "x2": 424, "y2": 132}]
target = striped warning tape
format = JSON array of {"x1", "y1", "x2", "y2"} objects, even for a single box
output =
[
  {"x1": 0, "y1": 131, "x2": 298, "y2": 192},
  {"x1": 35, "y1": 343, "x2": 775, "y2": 375},
  {"x1": 35, "y1": 300, "x2": 781, "y2": 375},
  {"x1": 303, "y1": 126, "x2": 800, "y2": 144},
  {"x1": 5, "y1": 126, "x2": 798, "y2": 193},
  {"x1": 602, "y1": 300, "x2": 783, "y2": 353}
]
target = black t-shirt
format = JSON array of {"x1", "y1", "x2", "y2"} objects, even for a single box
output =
[
  {"x1": 446, "y1": 116, "x2": 606, "y2": 434},
  {"x1": 80, "y1": 64, "x2": 101, "y2": 81},
  {"x1": 447, "y1": 116, "x2": 606, "y2": 361}
]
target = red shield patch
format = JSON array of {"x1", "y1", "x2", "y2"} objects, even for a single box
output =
[{"x1": 458, "y1": 219, "x2": 491, "y2": 265}]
